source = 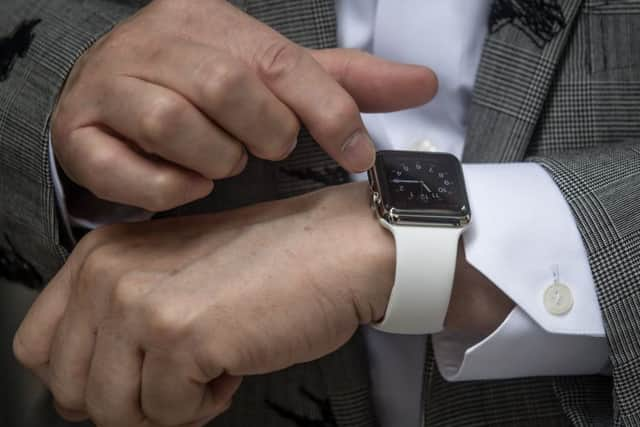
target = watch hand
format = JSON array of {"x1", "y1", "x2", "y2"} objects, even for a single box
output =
[
  {"x1": 391, "y1": 179, "x2": 421, "y2": 184},
  {"x1": 390, "y1": 178, "x2": 433, "y2": 192}
]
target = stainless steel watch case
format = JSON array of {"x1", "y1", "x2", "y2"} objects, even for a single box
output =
[{"x1": 367, "y1": 151, "x2": 471, "y2": 228}]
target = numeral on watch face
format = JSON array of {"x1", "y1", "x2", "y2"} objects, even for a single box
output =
[{"x1": 390, "y1": 161, "x2": 456, "y2": 204}]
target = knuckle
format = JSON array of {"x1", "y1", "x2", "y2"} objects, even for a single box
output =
[
  {"x1": 202, "y1": 141, "x2": 245, "y2": 180},
  {"x1": 74, "y1": 244, "x2": 120, "y2": 299},
  {"x1": 87, "y1": 142, "x2": 116, "y2": 172},
  {"x1": 78, "y1": 245, "x2": 113, "y2": 284},
  {"x1": 73, "y1": 228, "x2": 102, "y2": 254},
  {"x1": 110, "y1": 274, "x2": 145, "y2": 314},
  {"x1": 73, "y1": 225, "x2": 118, "y2": 259},
  {"x1": 94, "y1": 24, "x2": 126, "y2": 52},
  {"x1": 140, "y1": 94, "x2": 187, "y2": 145},
  {"x1": 83, "y1": 145, "x2": 118, "y2": 200},
  {"x1": 50, "y1": 382, "x2": 84, "y2": 412},
  {"x1": 142, "y1": 303, "x2": 191, "y2": 346},
  {"x1": 145, "y1": 170, "x2": 183, "y2": 211},
  {"x1": 199, "y1": 60, "x2": 249, "y2": 107},
  {"x1": 12, "y1": 333, "x2": 44, "y2": 369},
  {"x1": 252, "y1": 117, "x2": 300, "y2": 161},
  {"x1": 95, "y1": 21, "x2": 147, "y2": 60},
  {"x1": 254, "y1": 41, "x2": 304, "y2": 82},
  {"x1": 314, "y1": 97, "x2": 360, "y2": 141}
]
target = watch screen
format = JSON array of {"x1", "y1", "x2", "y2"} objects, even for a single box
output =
[{"x1": 376, "y1": 151, "x2": 468, "y2": 213}]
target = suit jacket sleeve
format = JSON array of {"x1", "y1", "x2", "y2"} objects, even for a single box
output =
[
  {"x1": 528, "y1": 142, "x2": 640, "y2": 422},
  {"x1": 0, "y1": 0, "x2": 145, "y2": 288}
]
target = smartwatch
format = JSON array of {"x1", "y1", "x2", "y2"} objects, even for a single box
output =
[{"x1": 367, "y1": 150, "x2": 471, "y2": 334}]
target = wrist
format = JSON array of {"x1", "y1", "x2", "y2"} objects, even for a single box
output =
[
  {"x1": 445, "y1": 240, "x2": 515, "y2": 336},
  {"x1": 307, "y1": 182, "x2": 515, "y2": 335},
  {"x1": 311, "y1": 182, "x2": 396, "y2": 325}
]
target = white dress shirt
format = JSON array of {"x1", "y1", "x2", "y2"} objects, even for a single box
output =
[
  {"x1": 49, "y1": 2, "x2": 610, "y2": 427},
  {"x1": 336, "y1": 1, "x2": 609, "y2": 426}
]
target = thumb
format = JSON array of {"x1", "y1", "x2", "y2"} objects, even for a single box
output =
[{"x1": 311, "y1": 48, "x2": 438, "y2": 113}]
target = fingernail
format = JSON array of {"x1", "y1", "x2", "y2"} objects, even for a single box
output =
[
  {"x1": 230, "y1": 150, "x2": 249, "y2": 176},
  {"x1": 341, "y1": 130, "x2": 375, "y2": 172},
  {"x1": 285, "y1": 138, "x2": 298, "y2": 157}
]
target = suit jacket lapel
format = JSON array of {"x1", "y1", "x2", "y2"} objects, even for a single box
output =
[{"x1": 463, "y1": 0, "x2": 585, "y2": 163}]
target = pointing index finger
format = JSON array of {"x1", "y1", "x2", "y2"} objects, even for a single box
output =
[{"x1": 252, "y1": 40, "x2": 376, "y2": 173}]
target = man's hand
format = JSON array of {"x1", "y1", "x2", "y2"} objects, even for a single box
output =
[
  {"x1": 51, "y1": 0, "x2": 437, "y2": 211},
  {"x1": 14, "y1": 183, "x2": 396, "y2": 427},
  {"x1": 14, "y1": 181, "x2": 512, "y2": 426}
]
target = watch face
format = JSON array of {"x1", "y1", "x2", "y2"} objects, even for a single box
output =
[{"x1": 374, "y1": 151, "x2": 469, "y2": 218}]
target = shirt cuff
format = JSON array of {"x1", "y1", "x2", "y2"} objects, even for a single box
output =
[
  {"x1": 48, "y1": 131, "x2": 152, "y2": 239},
  {"x1": 433, "y1": 163, "x2": 609, "y2": 381},
  {"x1": 49, "y1": 134, "x2": 76, "y2": 242}
]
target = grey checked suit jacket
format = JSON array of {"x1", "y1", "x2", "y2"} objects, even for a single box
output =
[{"x1": 1, "y1": 0, "x2": 639, "y2": 426}]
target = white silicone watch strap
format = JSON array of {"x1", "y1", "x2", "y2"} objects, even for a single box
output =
[{"x1": 372, "y1": 220, "x2": 463, "y2": 334}]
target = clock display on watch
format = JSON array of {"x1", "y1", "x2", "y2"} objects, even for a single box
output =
[{"x1": 371, "y1": 151, "x2": 470, "y2": 222}]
